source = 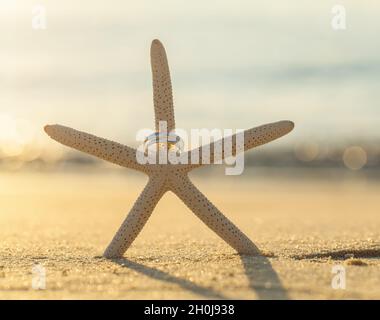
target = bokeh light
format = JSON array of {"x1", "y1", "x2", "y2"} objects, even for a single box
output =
[
  {"x1": 294, "y1": 142, "x2": 319, "y2": 162},
  {"x1": 343, "y1": 146, "x2": 367, "y2": 170}
]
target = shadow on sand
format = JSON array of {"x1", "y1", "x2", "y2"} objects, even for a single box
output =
[
  {"x1": 111, "y1": 258, "x2": 227, "y2": 299},
  {"x1": 110, "y1": 255, "x2": 288, "y2": 300},
  {"x1": 240, "y1": 255, "x2": 289, "y2": 300}
]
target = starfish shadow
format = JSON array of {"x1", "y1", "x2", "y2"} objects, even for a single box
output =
[
  {"x1": 110, "y1": 258, "x2": 227, "y2": 299},
  {"x1": 240, "y1": 255, "x2": 289, "y2": 300}
]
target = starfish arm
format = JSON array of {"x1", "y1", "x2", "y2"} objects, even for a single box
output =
[
  {"x1": 103, "y1": 178, "x2": 165, "y2": 258},
  {"x1": 184, "y1": 120, "x2": 294, "y2": 170},
  {"x1": 151, "y1": 39, "x2": 175, "y2": 132},
  {"x1": 171, "y1": 176, "x2": 260, "y2": 255},
  {"x1": 44, "y1": 124, "x2": 147, "y2": 173}
]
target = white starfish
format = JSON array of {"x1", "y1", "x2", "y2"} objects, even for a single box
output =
[{"x1": 44, "y1": 39, "x2": 294, "y2": 258}]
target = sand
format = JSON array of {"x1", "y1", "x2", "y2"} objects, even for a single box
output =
[{"x1": 0, "y1": 168, "x2": 379, "y2": 299}]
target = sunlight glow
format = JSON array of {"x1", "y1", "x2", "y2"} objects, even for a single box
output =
[{"x1": 0, "y1": 114, "x2": 36, "y2": 159}]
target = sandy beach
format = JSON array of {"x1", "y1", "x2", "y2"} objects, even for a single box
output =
[
  {"x1": 1, "y1": 0, "x2": 380, "y2": 303},
  {"x1": 0, "y1": 168, "x2": 379, "y2": 299}
]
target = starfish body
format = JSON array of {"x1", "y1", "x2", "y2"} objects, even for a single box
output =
[{"x1": 45, "y1": 39, "x2": 294, "y2": 258}]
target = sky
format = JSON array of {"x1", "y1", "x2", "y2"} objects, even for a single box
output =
[{"x1": 0, "y1": 0, "x2": 379, "y2": 159}]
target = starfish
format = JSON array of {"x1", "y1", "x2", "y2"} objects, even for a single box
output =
[{"x1": 44, "y1": 39, "x2": 294, "y2": 258}]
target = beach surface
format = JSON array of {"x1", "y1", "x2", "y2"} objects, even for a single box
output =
[{"x1": 0, "y1": 168, "x2": 379, "y2": 299}]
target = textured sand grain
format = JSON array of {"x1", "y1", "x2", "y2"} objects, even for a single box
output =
[{"x1": 0, "y1": 169, "x2": 379, "y2": 299}]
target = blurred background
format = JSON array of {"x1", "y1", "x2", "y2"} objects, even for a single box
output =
[
  {"x1": 1, "y1": 1, "x2": 380, "y2": 300},
  {"x1": 0, "y1": 0, "x2": 379, "y2": 177}
]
